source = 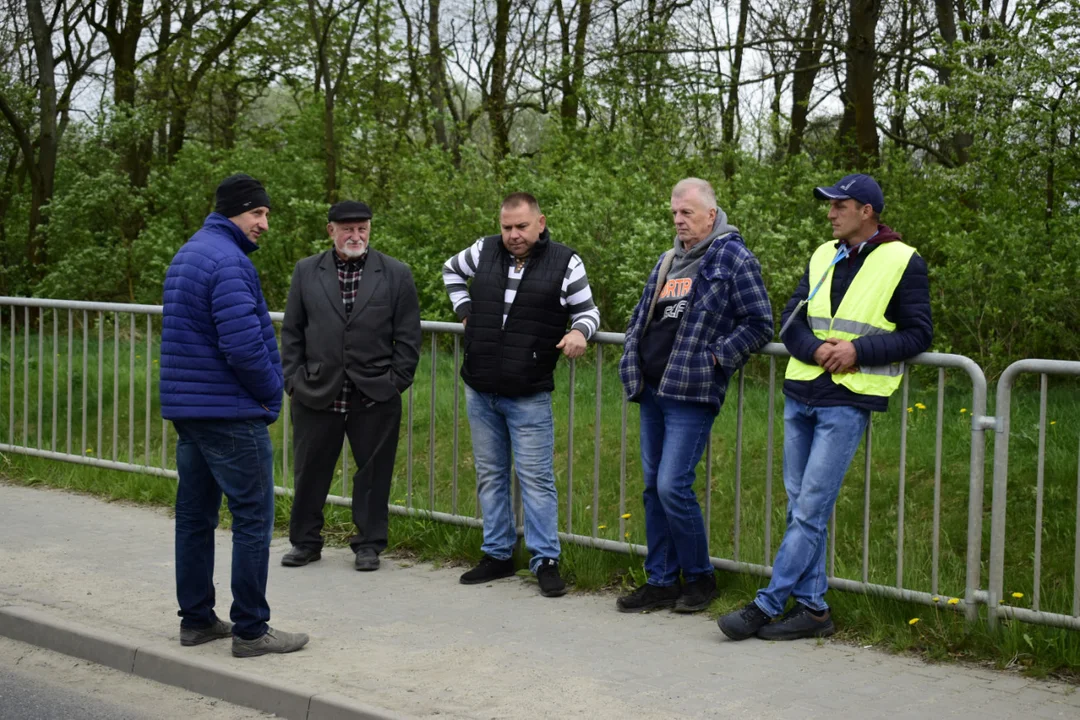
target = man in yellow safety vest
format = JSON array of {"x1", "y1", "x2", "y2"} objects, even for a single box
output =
[{"x1": 718, "y1": 173, "x2": 933, "y2": 641}]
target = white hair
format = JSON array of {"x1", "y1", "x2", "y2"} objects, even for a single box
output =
[{"x1": 671, "y1": 178, "x2": 717, "y2": 210}]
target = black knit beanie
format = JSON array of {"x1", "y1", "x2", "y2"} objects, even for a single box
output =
[{"x1": 214, "y1": 174, "x2": 271, "y2": 218}]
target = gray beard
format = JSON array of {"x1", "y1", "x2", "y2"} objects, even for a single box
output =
[{"x1": 338, "y1": 243, "x2": 367, "y2": 259}]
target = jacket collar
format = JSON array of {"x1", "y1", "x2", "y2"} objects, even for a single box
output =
[{"x1": 204, "y1": 212, "x2": 259, "y2": 255}]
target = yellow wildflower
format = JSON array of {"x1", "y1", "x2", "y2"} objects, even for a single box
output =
[
  {"x1": 960, "y1": 408, "x2": 967, "y2": 414},
  {"x1": 1011, "y1": 592, "x2": 1024, "y2": 599},
  {"x1": 1050, "y1": 421, "x2": 1056, "y2": 425},
  {"x1": 624, "y1": 532, "x2": 630, "y2": 539},
  {"x1": 947, "y1": 597, "x2": 960, "y2": 605},
  {"x1": 85, "y1": 448, "x2": 93, "y2": 454},
  {"x1": 915, "y1": 403, "x2": 927, "y2": 410},
  {"x1": 621, "y1": 513, "x2": 631, "y2": 519},
  {"x1": 931, "y1": 596, "x2": 940, "y2": 603},
  {"x1": 908, "y1": 618, "x2": 920, "y2": 625},
  {"x1": 598, "y1": 525, "x2": 607, "y2": 530}
]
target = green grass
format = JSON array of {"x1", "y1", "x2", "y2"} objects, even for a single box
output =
[{"x1": 2, "y1": 318, "x2": 1080, "y2": 678}]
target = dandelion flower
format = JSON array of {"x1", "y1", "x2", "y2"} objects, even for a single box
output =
[
  {"x1": 597, "y1": 525, "x2": 607, "y2": 530},
  {"x1": 947, "y1": 597, "x2": 960, "y2": 605},
  {"x1": 1050, "y1": 421, "x2": 1056, "y2": 425},
  {"x1": 621, "y1": 513, "x2": 631, "y2": 519},
  {"x1": 915, "y1": 403, "x2": 927, "y2": 410},
  {"x1": 85, "y1": 448, "x2": 94, "y2": 454},
  {"x1": 624, "y1": 532, "x2": 630, "y2": 539},
  {"x1": 1011, "y1": 592, "x2": 1024, "y2": 599},
  {"x1": 908, "y1": 618, "x2": 920, "y2": 625},
  {"x1": 907, "y1": 407, "x2": 913, "y2": 413},
  {"x1": 931, "y1": 596, "x2": 940, "y2": 603},
  {"x1": 960, "y1": 408, "x2": 967, "y2": 414}
]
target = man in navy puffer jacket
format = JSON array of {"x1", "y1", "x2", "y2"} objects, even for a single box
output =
[{"x1": 161, "y1": 174, "x2": 308, "y2": 658}]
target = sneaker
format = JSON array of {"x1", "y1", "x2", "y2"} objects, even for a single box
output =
[
  {"x1": 231, "y1": 627, "x2": 310, "y2": 658},
  {"x1": 536, "y1": 558, "x2": 567, "y2": 597},
  {"x1": 281, "y1": 546, "x2": 321, "y2": 567},
  {"x1": 459, "y1": 554, "x2": 515, "y2": 585},
  {"x1": 354, "y1": 548, "x2": 380, "y2": 571},
  {"x1": 674, "y1": 573, "x2": 717, "y2": 613},
  {"x1": 717, "y1": 601, "x2": 772, "y2": 640},
  {"x1": 179, "y1": 618, "x2": 232, "y2": 647},
  {"x1": 756, "y1": 603, "x2": 835, "y2": 641},
  {"x1": 616, "y1": 582, "x2": 680, "y2": 613}
]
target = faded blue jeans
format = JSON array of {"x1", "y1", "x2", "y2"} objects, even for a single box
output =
[
  {"x1": 755, "y1": 398, "x2": 870, "y2": 616},
  {"x1": 638, "y1": 383, "x2": 718, "y2": 587},
  {"x1": 465, "y1": 386, "x2": 560, "y2": 573},
  {"x1": 174, "y1": 419, "x2": 275, "y2": 641}
]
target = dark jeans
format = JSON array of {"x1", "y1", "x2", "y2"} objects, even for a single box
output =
[
  {"x1": 289, "y1": 394, "x2": 402, "y2": 553},
  {"x1": 638, "y1": 383, "x2": 718, "y2": 587},
  {"x1": 174, "y1": 419, "x2": 275, "y2": 641}
]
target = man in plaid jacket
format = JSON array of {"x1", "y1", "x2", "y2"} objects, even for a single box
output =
[{"x1": 618, "y1": 178, "x2": 773, "y2": 614}]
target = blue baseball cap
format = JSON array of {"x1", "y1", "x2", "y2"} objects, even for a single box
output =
[{"x1": 813, "y1": 174, "x2": 884, "y2": 214}]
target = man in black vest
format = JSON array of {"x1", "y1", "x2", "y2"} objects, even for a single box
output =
[
  {"x1": 279, "y1": 200, "x2": 421, "y2": 572},
  {"x1": 442, "y1": 193, "x2": 600, "y2": 598}
]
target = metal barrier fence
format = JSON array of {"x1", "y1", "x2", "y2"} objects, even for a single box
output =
[
  {"x1": 3, "y1": 295, "x2": 1075, "y2": 631},
  {"x1": 988, "y1": 359, "x2": 1080, "y2": 631}
]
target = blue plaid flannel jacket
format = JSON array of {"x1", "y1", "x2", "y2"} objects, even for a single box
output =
[{"x1": 619, "y1": 233, "x2": 773, "y2": 410}]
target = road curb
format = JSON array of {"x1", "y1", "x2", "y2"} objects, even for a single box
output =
[{"x1": 0, "y1": 606, "x2": 408, "y2": 720}]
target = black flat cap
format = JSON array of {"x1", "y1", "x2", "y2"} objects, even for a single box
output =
[{"x1": 328, "y1": 200, "x2": 372, "y2": 222}]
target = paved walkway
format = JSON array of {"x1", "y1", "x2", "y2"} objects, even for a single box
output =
[{"x1": 0, "y1": 483, "x2": 1077, "y2": 719}]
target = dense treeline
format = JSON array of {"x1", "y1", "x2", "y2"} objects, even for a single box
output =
[{"x1": 0, "y1": 0, "x2": 1077, "y2": 372}]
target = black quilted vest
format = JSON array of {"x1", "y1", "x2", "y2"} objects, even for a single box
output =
[{"x1": 461, "y1": 231, "x2": 574, "y2": 396}]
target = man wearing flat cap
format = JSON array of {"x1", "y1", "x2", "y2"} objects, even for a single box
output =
[
  {"x1": 280, "y1": 200, "x2": 421, "y2": 571},
  {"x1": 718, "y1": 173, "x2": 932, "y2": 643},
  {"x1": 162, "y1": 173, "x2": 309, "y2": 657}
]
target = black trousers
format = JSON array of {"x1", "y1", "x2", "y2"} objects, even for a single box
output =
[{"x1": 288, "y1": 394, "x2": 402, "y2": 553}]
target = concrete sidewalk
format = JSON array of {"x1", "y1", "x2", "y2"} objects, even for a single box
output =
[{"x1": 0, "y1": 483, "x2": 1076, "y2": 719}]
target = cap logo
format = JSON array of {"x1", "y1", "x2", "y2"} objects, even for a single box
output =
[{"x1": 840, "y1": 180, "x2": 856, "y2": 191}]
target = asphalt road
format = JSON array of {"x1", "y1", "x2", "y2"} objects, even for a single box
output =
[
  {"x1": 0, "y1": 636, "x2": 269, "y2": 720},
  {"x1": 0, "y1": 666, "x2": 148, "y2": 720}
]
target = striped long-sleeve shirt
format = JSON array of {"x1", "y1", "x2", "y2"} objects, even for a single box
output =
[{"x1": 442, "y1": 237, "x2": 601, "y2": 339}]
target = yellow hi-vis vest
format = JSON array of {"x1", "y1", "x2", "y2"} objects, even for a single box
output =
[{"x1": 784, "y1": 240, "x2": 917, "y2": 398}]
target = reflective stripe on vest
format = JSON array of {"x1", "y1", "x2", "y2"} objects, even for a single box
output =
[{"x1": 785, "y1": 240, "x2": 917, "y2": 398}]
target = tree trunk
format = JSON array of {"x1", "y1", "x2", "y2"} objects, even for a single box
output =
[
  {"x1": 935, "y1": 0, "x2": 971, "y2": 164},
  {"x1": 721, "y1": 0, "x2": 750, "y2": 180},
  {"x1": 787, "y1": 0, "x2": 827, "y2": 158},
  {"x1": 837, "y1": 0, "x2": 881, "y2": 168},
  {"x1": 166, "y1": 1, "x2": 265, "y2": 162},
  {"x1": 426, "y1": 0, "x2": 450, "y2": 149},
  {"x1": 25, "y1": 0, "x2": 57, "y2": 270},
  {"x1": 889, "y1": 0, "x2": 910, "y2": 138},
  {"x1": 486, "y1": 0, "x2": 512, "y2": 162},
  {"x1": 556, "y1": 0, "x2": 592, "y2": 133}
]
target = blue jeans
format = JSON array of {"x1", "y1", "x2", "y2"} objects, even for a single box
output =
[
  {"x1": 755, "y1": 398, "x2": 870, "y2": 616},
  {"x1": 638, "y1": 384, "x2": 717, "y2": 587},
  {"x1": 465, "y1": 386, "x2": 560, "y2": 573},
  {"x1": 174, "y1": 419, "x2": 275, "y2": 641}
]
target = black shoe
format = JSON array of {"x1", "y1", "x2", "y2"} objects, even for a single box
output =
[
  {"x1": 460, "y1": 554, "x2": 515, "y2": 584},
  {"x1": 674, "y1": 573, "x2": 717, "y2": 613},
  {"x1": 179, "y1": 618, "x2": 233, "y2": 647},
  {"x1": 536, "y1": 558, "x2": 567, "y2": 598},
  {"x1": 717, "y1": 601, "x2": 772, "y2": 640},
  {"x1": 756, "y1": 603, "x2": 835, "y2": 641},
  {"x1": 354, "y1": 548, "x2": 380, "y2": 571},
  {"x1": 281, "y1": 546, "x2": 321, "y2": 567},
  {"x1": 616, "y1": 582, "x2": 680, "y2": 613}
]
